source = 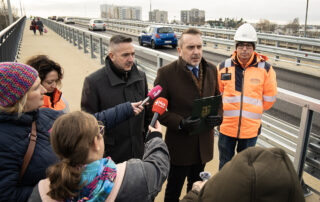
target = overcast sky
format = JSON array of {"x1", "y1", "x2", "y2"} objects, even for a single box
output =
[{"x1": 9, "y1": 0, "x2": 320, "y2": 25}]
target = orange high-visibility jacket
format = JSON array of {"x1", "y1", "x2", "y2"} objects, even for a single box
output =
[
  {"x1": 217, "y1": 51, "x2": 277, "y2": 139},
  {"x1": 41, "y1": 88, "x2": 69, "y2": 113}
]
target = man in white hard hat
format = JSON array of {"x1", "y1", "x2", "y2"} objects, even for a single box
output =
[{"x1": 216, "y1": 23, "x2": 277, "y2": 169}]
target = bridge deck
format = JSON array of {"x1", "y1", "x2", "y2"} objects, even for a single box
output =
[{"x1": 18, "y1": 20, "x2": 319, "y2": 201}]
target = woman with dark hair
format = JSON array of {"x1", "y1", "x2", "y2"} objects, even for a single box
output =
[
  {"x1": 0, "y1": 62, "x2": 144, "y2": 202},
  {"x1": 26, "y1": 55, "x2": 69, "y2": 113},
  {"x1": 28, "y1": 111, "x2": 170, "y2": 202}
]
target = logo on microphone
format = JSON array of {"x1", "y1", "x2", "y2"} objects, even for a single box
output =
[
  {"x1": 155, "y1": 99, "x2": 166, "y2": 109},
  {"x1": 152, "y1": 89, "x2": 162, "y2": 97}
]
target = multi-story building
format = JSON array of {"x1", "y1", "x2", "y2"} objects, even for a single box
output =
[
  {"x1": 149, "y1": 9, "x2": 168, "y2": 23},
  {"x1": 180, "y1": 8, "x2": 205, "y2": 25},
  {"x1": 100, "y1": 4, "x2": 141, "y2": 20}
]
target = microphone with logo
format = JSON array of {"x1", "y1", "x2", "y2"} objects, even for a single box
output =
[
  {"x1": 139, "y1": 85, "x2": 163, "y2": 107},
  {"x1": 146, "y1": 97, "x2": 168, "y2": 138}
]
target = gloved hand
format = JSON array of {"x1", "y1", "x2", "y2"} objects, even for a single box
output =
[
  {"x1": 205, "y1": 115, "x2": 223, "y2": 129},
  {"x1": 180, "y1": 116, "x2": 201, "y2": 134}
]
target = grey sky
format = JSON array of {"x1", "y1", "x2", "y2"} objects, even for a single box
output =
[{"x1": 10, "y1": 0, "x2": 320, "y2": 25}]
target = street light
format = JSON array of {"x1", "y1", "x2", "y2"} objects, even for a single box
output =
[
  {"x1": 304, "y1": 0, "x2": 309, "y2": 37},
  {"x1": 6, "y1": 0, "x2": 13, "y2": 24}
]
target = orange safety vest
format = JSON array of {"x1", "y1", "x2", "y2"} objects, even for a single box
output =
[
  {"x1": 217, "y1": 51, "x2": 277, "y2": 139},
  {"x1": 41, "y1": 88, "x2": 69, "y2": 112}
]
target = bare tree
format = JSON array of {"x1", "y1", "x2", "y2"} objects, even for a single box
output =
[
  {"x1": 284, "y1": 17, "x2": 300, "y2": 35},
  {"x1": 256, "y1": 19, "x2": 277, "y2": 33}
]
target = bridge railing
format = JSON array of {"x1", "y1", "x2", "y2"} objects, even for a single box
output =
[
  {"x1": 42, "y1": 18, "x2": 320, "y2": 193},
  {"x1": 71, "y1": 17, "x2": 320, "y2": 69},
  {"x1": 0, "y1": 16, "x2": 26, "y2": 62}
]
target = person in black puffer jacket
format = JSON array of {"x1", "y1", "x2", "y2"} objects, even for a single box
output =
[{"x1": 0, "y1": 62, "x2": 144, "y2": 202}]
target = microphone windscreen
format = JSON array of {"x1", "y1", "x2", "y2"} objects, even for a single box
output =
[
  {"x1": 152, "y1": 97, "x2": 168, "y2": 115},
  {"x1": 147, "y1": 85, "x2": 162, "y2": 100}
]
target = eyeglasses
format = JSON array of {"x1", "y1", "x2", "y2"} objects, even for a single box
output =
[
  {"x1": 237, "y1": 43, "x2": 253, "y2": 49},
  {"x1": 97, "y1": 121, "x2": 105, "y2": 136}
]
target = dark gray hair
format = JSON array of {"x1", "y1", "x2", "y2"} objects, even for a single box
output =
[
  {"x1": 178, "y1": 28, "x2": 202, "y2": 48},
  {"x1": 110, "y1": 35, "x2": 132, "y2": 46}
]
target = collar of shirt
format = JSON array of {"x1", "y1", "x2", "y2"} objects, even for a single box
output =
[{"x1": 187, "y1": 65, "x2": 199, "y2": 71}]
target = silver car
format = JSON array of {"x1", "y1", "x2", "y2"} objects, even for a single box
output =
[{"x1": 88, "y1": 19, "x2": 106, "y2": 31}]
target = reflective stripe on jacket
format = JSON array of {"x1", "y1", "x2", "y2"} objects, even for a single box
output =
[{"x1": 217, "y1": 51, "x2": 277, "y2": 139}]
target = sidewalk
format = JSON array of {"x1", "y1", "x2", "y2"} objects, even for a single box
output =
[
  {"x1": 19, "y1": 20, "x2": 102, "y2": 111},
  {"x1": 18, "y1": 20, "x2": 319, "y2": 202}
]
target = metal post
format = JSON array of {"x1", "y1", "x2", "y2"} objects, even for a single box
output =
[
  {"x1": 69, "y1": 28, "x2": 72, "y2": 43},
  {"x1": 293, "y1": 105, "x2": 313, "y2": 180},
  {"x1": 73, "y1": 29, "x2": 76, "y2": 46},
  {"x1": 78, "y1": 31, "x2": 81, "y2": 49},
  {"x1": 304, "y1": 0, "x2": 309, "y2": 37},
  {"x1": 83, "y1": 32, "x2": 87, "y2": 53},
  {"x1": 90, "y1": 35, "x2": 95, "y2": 58},
  {"x1": 157, "y1": 56, "x2": 163, "y2": 68},
  {"x1": 6, "y1": 0, "x2": 13, "y2": 24},
  {"x1": 99, "y1": 38, "x2": 104, "y2": 65}
]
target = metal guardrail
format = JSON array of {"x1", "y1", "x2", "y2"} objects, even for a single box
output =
[
  {"x1": 72, "y1": 17, "x2": 320, "y2": 68},
  {"x1": 104, "y1": 18, "x2": 320, "y2": 50},
  {"x1": 0, "y1": 16, "x2": 26, "y2": 62},
  {"x1": 42, "y1": 18, "x2": 320, "y2": 192}
]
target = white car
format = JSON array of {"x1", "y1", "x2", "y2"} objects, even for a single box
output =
[
  {"x1": 88, "y1": 19, "x2": 106, "y2": 31},
  {"x1": 64, "y1": 17, "x2": 75, "y2": 24}
]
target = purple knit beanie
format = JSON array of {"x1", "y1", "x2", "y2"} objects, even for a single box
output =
[{"x1": 0, "y1": 62, "x2": 38, "y2": 107}]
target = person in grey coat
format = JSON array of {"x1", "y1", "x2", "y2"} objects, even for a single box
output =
[
  {"x1": 28, "y1": 111, "x2": 170, "y2": 202},
  {"x1": 81, "y1": 35, "x2": 150, "y2": 163}
]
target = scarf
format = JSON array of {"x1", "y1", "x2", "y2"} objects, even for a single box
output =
[{"x1": 66, "y1": 157, "x2": 117, "y2": 202}]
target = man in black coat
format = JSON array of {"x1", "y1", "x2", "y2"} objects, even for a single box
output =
[{"x1": 81, "y1": 35, "x2": 149, "y2": 163}]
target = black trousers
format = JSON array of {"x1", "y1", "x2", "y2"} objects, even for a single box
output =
[{"x1": 164, "y1": 163, "x2": 205, "y2": 202}]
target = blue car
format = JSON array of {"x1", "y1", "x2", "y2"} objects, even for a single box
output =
[{"x1": 139, "y1": 26, "x2": 177, "y2": 49}]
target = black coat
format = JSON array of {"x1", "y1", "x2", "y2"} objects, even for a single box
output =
[
  {"x1": 81, "y1": 58, "x2": 149, "y2": 163},
  {"x1": 0, "y1": 108, "x2": 62, "y2": 202}
]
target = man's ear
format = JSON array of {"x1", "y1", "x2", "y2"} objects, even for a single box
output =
[
  {"x1": 177, "y1": 47, "x2": 182, "y2": 57},
  {"x1": 109, "y1": 52, "x2": 114, "y2": 61}
]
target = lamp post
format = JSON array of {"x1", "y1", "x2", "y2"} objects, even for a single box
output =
[
  {"x1": 304, "y1": 0, "x2": 309, "y2": 37},
  {"x1": 6, "y1": 0, "x2": 13, "y2": 24}
]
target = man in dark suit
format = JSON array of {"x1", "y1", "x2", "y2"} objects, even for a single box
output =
[
  {"x1": 81, "y1": 35, "x2": 149, "y2": 163},
  {"x1": 154, "y1": 28, "x2": 223, "y2": 202}
]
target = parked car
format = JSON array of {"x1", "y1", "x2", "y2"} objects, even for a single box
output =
[
  {"x1": 138, "y1": 25, "x2": 177, "y2": 49},
  {"x1": 64, "y1": 17, "x2": 75, "y2": 24},
  {"x1": 88, "y1": 19, "x2": 106, "y2": 31},
  {"x1": 57, "y1": 17, "x2": 64, "y2": 22}
]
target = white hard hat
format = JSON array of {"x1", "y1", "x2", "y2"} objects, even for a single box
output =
[{"x1": 234, "y1": 23, "x2": 257, "y2": 42}]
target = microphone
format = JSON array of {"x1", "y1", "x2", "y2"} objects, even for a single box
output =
[
  {"x1": 139, "y1": 85, "x2": 162, "y2": 107},
  {"x1": 149, "y1": 97, "x2": 168, "y2": 127}
]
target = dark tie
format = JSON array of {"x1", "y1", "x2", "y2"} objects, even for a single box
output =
[{"x1": 192, "y1": 67, "x2": 199, "y2": 79}]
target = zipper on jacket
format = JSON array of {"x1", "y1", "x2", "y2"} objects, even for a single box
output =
[{"x1": 237, "y1": 69, "x2": 245, "y2": 139}]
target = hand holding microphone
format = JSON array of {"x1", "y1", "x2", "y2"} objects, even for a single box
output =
[
  {"x1": 139, "y1": 85, "x2": 162, "y2": 107},
  {"x1": 131, "y1": 101, "x2": 144, "y2": 116}
]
